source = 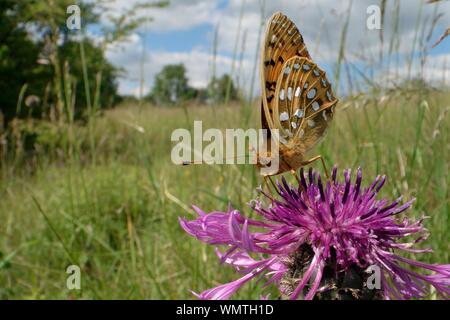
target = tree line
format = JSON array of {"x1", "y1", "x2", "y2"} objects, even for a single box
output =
[
  {"x1": 146, "y1": 64, "x2": 240, "y2": 105},
  {"x1": 0, "y1": 0, "x2": 122, "y2": 126},
  {"x1": 0, "y1": 0, "x2": 240, "y2": 132}
]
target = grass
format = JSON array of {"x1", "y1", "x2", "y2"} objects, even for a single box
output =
[
  {"x1": 1, "y1": 0, "x2": 449, "y2": 300},
  {"x1": 0, "y1": 86, "x2": 449, "y2": 299}
]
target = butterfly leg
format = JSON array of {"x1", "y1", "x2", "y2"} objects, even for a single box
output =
[
  {"x1": 262, "y1": 176, "x2": 271, "y2": 194},
  {"x1": 301, "y1": 155, "x2": 330, "y2": 180},
  {"x1": 290, "y1": 169, "x2": 302, "y2": 185},
  {"x1": 263, "y1": 175, "x2": 278, "y2": 196}
]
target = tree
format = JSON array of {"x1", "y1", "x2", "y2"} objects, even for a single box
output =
[
  {"x1": 59, "y1": 39, "x2": 119, "y2": 115},
  {"x1": 0, "y1": 0, "x2": 169, "y2": 126},
  {"x1": 0, "y1": 1, "x2": 52, "y2": 123},
  {"x1": 151, "y1": 64, "x2": 195, "y2": 105},
  {"x1": 0, "y1": 0, "x2": 102, "y2": 124},
  {"x1": 207, "y1": 74, "x2": 238, "y2": 104}
]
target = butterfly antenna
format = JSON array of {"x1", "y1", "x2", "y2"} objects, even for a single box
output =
[{"x1": 180, "y1": 154, "x2": 252, "y2": 166}]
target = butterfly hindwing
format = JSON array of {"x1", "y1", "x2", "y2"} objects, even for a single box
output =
[{"x1": 273, "y1": 56, "x2": 338, "y2": 151}]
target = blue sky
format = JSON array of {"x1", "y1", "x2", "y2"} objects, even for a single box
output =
[
  {"x1": 144, "y1": 24, "x2": 211, "y2": 52},
  {"x1": 94, "y1": 0, "x2": 450, "y2": 96}
]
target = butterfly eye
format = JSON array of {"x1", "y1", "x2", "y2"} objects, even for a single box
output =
[
  {"x1": 291, "y1": 122, "x2": 297, "y2": 129},
  {"x1": 313, "y1": 70, "x2": 320, "y2": 77},
  {"x1": 303, "y1": 64, "x2": 311, "y2": 71},
  {"x1": 321, "y1": 79, "x2": 327, "y2": 87},
  {"x1": 303, "y1": 83, "x2": 309, "y2": 89},
  {"x1": 294, "y1": 87, "x2": 301, "y2": 97},
  {"x1": 326, "y1": 91, "x2": 332, "y2": 101},
  {"x1": 280, "y1": 89, "x2": 285, "y2": 100},
  {"x1": 293, "y1": 63, "x2": 300, "y2": 70},
  {"x1": 284, "y1": 66, "x2": 291, "y2": 75}
]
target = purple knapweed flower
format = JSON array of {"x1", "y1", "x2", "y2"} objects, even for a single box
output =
[{"x1": 179, "y1": 167, "x2": 450, "y2": 300}]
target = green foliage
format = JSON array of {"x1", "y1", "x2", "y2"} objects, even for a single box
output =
[
  {"x1": 60, "y1": 40, "x2": 119, "y2": 114},
  {"x1": 207, "y1": 74, "x2": 238, "y2": 104},
  {"x1": 5, "y1": 119, "x2": 72, "y2": 161},
  {"x1": 99, "y1": 1, "x2": 169, "y2": 45},
  {"x1": 149, "y1": 65, "x2": 240, "y2": 105},
  {"x1": 0, "y1": 1, "x2": 112, "y2": 124},
  {"x1": 0, "y1": 1, "x2": 52, "y2": 123},
  {"x1": 151, "y1": 64, "x2": 195, "y2": 105},
  {"x1": 0, "y1": 0, "x2": 168, "y2": 126},
  {"x1": 0, "y1": 88, "x2": 449, "y2": 298},
  {"x1": 1, "y1": 0, "x2": 448, "y2": 300}
]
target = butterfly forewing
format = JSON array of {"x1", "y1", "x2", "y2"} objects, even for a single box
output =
[{"x1": 260, "y1": 12, "x2": 312, "y2": 131}]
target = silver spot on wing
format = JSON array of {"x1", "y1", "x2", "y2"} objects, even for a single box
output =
[
  {"x1": 280, "y1": 112, "x2": 289, "y2": 121},
  {"x1": 307, "y1": 88, "x2": 317, "y2": 100},
  {"x1": 312, "y1": 101, "x2": 320, "y2": 111}
]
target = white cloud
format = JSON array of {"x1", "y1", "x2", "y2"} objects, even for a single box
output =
[
  {"x1": 217, "y1": 0, "x2": 450, "y2": 61},
  {"x1": 380, "y1": 52, "x2": 450, "y2": 86},
  {"x1": 97, "y1": 0, "x2": 221, "y2": 32},
  {"x1": 106, "y1": 33, "x2": 254, "y2": 96},
  {"x1": 97, "y1": 0, "x2": 450, "y2": 96}
]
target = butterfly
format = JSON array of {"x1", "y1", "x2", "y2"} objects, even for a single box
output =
[{"x1": 256, "y1": 12, "x2": 338, "y2": 176}]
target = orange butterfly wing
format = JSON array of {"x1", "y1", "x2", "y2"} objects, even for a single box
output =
[
  {"x1": 260, "y1": 12, "x2": 312, "y2": 132},
  {"x1": 273, "y1": 57, "x2": 338, "y2": 151}
]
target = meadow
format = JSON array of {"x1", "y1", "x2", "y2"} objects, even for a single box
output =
[
  {"x1": 0, "y1": 86, "x2": 448, "y2": 299},
  {"x1": 0, "y1": 0, "x2": 449, "y2": 300}
]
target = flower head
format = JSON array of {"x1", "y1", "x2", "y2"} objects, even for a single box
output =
[{"x1": 179, "y1": 167, "x2": 450, "y2": 300}]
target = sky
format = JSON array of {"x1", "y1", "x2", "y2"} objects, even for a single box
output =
[{"x1": 88, "y1": 0, "x2": 450, "y2": 97}]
